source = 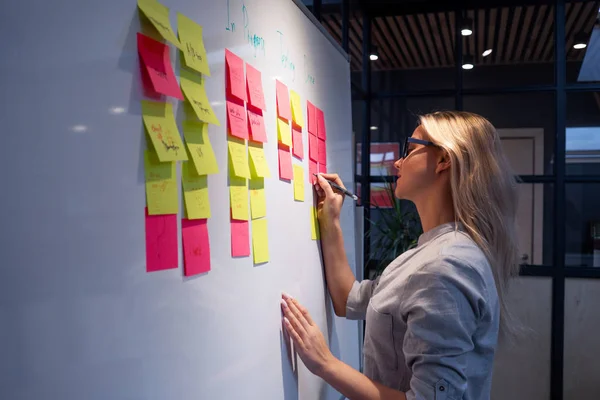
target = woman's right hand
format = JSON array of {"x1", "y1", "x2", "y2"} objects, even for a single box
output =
[{"x1": 314, "y1": 173, "x2": 345, "y2": 229}]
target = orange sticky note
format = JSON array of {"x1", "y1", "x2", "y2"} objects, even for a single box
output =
[
  {"x1": 246, "y1": 64, "x2": 266, "y2": 111},
  {"x1": 292, "y1": 125, "x2": 303, "y2": 160},
  {"x1": 231, "y1": 219, "x2": 250, "y2": 257},
  {"x1": 318, "y1": 138, "x2": 327, "y2": 165},
  {"x1": 181, "y1": 218, "x2": 211, "y2": 276},
  {"x1": 278, "y1": 146, "x2": 293, "y2": 180},
  {"x1": 137, "y1": 33, "x2": 183, "y2": 100},
  {"x1": 227, "y1": 99, "x2": 248, "y2": 140},
  {"x1": 307, "y1": 101, "x2": 317, "y2": 135},
  {"x1": 309, "y1": 133, "x2": 318, "y2": 162},
  {"x1": 276, "y1": 80, "x2": 292, "y2": 121},
  {"x1": 248, "y1": 108, "x2": 268, "y2": 143},
  {"x1": 225, "y1": 49, "x2": 246, "y2": 102},
  {"x1": 316, "y1": 107, "x2": 327, "y2": 140}
]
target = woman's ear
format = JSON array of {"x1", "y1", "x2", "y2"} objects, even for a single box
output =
[{"x1": 436, "y1": 151, "x2": 451, "y2": 174}]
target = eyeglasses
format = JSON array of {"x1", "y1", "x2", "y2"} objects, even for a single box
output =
[{"x1": 402, "y1": 137, "x2": 439, "y2": 159}]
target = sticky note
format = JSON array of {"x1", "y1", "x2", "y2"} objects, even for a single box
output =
[
  {"x1": 181, "y1": 161, "x2": 211, "y2": 219},
  {"x1": 177, "y1": 13, "x2": 210, "y2": 76},
  {"x1": 252, "y1": 218, "x2": 269, "y2": 264},
  {"x1": 141, "y1": 100, "x2": 188, "y2": 161},
  {"x1": 292, "y1": 125, "x2": 303, "y2": 159},
  {"x1": 308, "y1": 133, "x2": 318, "y2": 162},
  {"x1": 182, "y1": 120, "x2": 219, "y2": 175},
  {"x1": 310, "y1": 206, "x2": 320, "y2": 241},
  {"x1": 246, "y1": 64, "x2": 266, "y2": 110},
  {"x1": 248, "y1": 142, "x2": 271, "y2": 178},
  {"x1": 318, "y1": 138, "x2": 327, "y2": 165},
  {"x1": 307, "y1": 101, "x2": 317, "y2": 135},
  {"x1": 231, "y1": 219, "x2": 250, "y2": 257},
  {"x1": 309, "y1": 159, "x2": 318, "y2": 184},
  {"x1": 277, "y1": 117, "x2": 292, "y2": 147},
  {"x1": 230, "y1": 176, "x2": 249, "y2": 221},
  {"x1": 247, "y1": 108, "x2": 268, "y2": 143},
  {"x1": 278, "y1": 146, "x2": 293, "y2": 180},
  {"x1": 290, "y1": 90, "x2": 304, "y2": 127},
  {"x1": 276, "y1": 80, "x2": 292, "y2": 121},
  {"x1": 137, "y1": 0, "x2": 180, "y2": 48},
  {"x1": 227, "y1": 99, "x2": 249, "y2": 140},
  {"x1": 249, "y1": 178, "x2": 267, "y2": 219},
  {"x1": 228, "y1": 137, "x2": 251, "y2": 179},
  {"x1": 137, "y1": 33, "x2": 183, "y2": 100},
  {"x1": 316, "y1": 108, "x2": 327, "y2": 140},
  {"x1": 181, "y1": 218, "x2": 211, "y2": 276},
  {"x1": 293, "y1": 165, "x2": 305, "y2": 201},
  {"x1": 180, "y1": 69, "x2": 220, "y2": 126},
  {"x1": 144, "y1": 150, "x2": 178, "y2": 215},
  {"x1": 225, "y1": 49, "x2": 247, "y2": 102},
  {"x1": 145, "y1": 207, "x2": 178, "y2": 272},
  {"x1": 318, "y1": 163, "x2": 328, "y2": 174}
]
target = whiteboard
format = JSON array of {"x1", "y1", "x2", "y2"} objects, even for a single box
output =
[{"x1": 0, "y1": 0, "x2": 358, "y2": 399}]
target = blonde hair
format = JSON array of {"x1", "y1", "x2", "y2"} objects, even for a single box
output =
[{"x1": 419, "y1": 111, "x2": 520, "y2": 338}]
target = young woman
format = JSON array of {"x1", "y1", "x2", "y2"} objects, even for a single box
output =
[{"x1": 281, "y1": 111, "x2": 519, "y2": 400}]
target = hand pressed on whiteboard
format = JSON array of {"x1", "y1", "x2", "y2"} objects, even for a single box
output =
[
  {"x1": 281, "y1": 293, "x2": 336, "y2": 377},
  {"x1": 314, "y1": 173, "x2": 345, "y2": 228}
]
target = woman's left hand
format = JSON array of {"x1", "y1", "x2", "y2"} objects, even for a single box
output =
[{"x1": 281, "y1": 293, "x2": 337, "y2": 377}]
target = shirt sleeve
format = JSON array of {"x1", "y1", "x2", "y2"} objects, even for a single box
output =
[
  {"x1": 401, "y1": 256, "x2": 489, "y2": 400},
  {"x1": 345, "y1": 276, "x2": 381, "y2": 320}
]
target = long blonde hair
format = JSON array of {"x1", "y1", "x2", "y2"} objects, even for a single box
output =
[{"x1": 419, "y1": 111, "x2": 520, "y2": 338}]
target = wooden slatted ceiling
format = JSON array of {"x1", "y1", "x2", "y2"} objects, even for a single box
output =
[{"x1": 321, "y1": 2, "x2": 599, "y2": 71}]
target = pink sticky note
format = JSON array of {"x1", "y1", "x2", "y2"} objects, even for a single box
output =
[
  {"x1": 225, "y1": 49, "x2": 247, "y2": 102},
  {"x1": 307, "y1": 101, "x2": 317, "y2": 135},
  {"x1": 278, "y1": 146, "x2": 293, "y2": 180},
  {"x1": 292, "y1": 124, "x2": 304, "y2": 160},
  {"x1": 318, "y1": 138, "x2": 327, "y2": 165},
  {"x1": 137, "y1": 33, "x2": 184, "y2": 100},
  {"x1": 247, "y1": 107, "x2": 267, "y2": 142},
  {"x1": 318, "y1": 163, "x2": 327, "y2": 174},
  {"x1": 309, "y1": 133, "x2": 318, "y2": 162},
  {"x1": 246, "y1": 64, "x2": 266, "y2": 111},
  {"x1": 139, "y1": 62, "x2": 162, "y2": 100},
  {"x1": 316, "y1": 108, "x2": 327, "y2": 140},
  {"x1": 145, "y1": 208, "x2": 178, "y2": 272},
  {"x1": 309, "y1": 159, "x2": 318, "y2": 184},
  {"x1": 276, "y1": 80, "x2": 292, "y2": 121},
  {"x1": 182, "y1": 219, "x2": 211, "y2": 276},
  {"x1": 231, "y1": 219, "x2": 250, "y2": 257},
  {"x1": 227, "y1": 98, "x2": 248, "y2": 139}
]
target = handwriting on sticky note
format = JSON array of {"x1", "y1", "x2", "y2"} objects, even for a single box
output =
[
  {"x1": 228, "y1": 138, "x2": 251, "y2": 179},
  {"x1": 182, "y1": 218, "x2": 211, "y2": 276},
  {"x1": 248, "y1": 143, "x2": 271, "y2": 178},
  {"x1": 230, "y1": 177, "x2": 249, "y2": 221},
  {"x1": 144, "y1": 150, "x2": 178, "y2": 215},
  {"x1": 249, "y1": 178, "x2": 267, "y2": 219},
  {"x1": 225, "y1": 49, "x2": 247, "y2": 102},
  {"x1": 290, "y1": 90, "x2": 304, "y2": 127},
  {"x1": 246, "y1": 64, "x2": 266, "y2": 110},
  {"x1": 227, "y1": 100, "x2": 248, "y2": 140},
  {"x1": 137, "y1": 0, "x2": 180, "y2": 48},
  {"x1": 180, "y1": 69, "x2": 220, "y2": 126},
  {"x1": 293, "y1": 165, "x2": 305, "y2": 202},
  {"x1": 177, "y1": 13, "x2": 210, "y2": 76},
  {"x1": 145, "y1": 207, "x2": 178, "y2": 272},
  {"x1": 137, "y1": 33, "x2": 184, "y2": 100},
  {"x1": 252, "y1": 218, "x2": 269, "y2": 264},
  {"x1": 141, "y1": 100, "x2": 188, "y2": 162},
  {"x1": 182, "y1": 161, "x2": 211, "y2": 219},
  {"x1": 247, "y1": 109, "x2": 268, "y2": 143},
  {"x1": 183, "y1": 120, "x2": 219, "y2": 175}
]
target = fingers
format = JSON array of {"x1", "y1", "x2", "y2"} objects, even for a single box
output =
[
  {"x1": 286, "y1": 297, "x2": 313, "y2": 331},
  {"x1": 319, "y1": 173, "x2": 345, "y2": 190},
  {"x1": 281, "y1": 299, "x2": 308, "y2": 336},
  {"x1": 291, "y1": 298, "x2": 315, "y2": 326},
  {"x1": 315, "y1": 174, "x2": 335, "y2": 197},
  {"x1": 283, "y1": 317, "x2": 303, "y2": 347}
]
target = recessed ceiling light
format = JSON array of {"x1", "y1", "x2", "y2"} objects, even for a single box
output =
[
  {"x1": 461, "y1": 18, "x2": 473, "y2": 36},
  {"x1": 369, "y1": 45, "x2": 379, "y2": 61},
  {"x1": 574, "y1": 32, "x2": 588, "y2": 49},
  {"x1": 71, "y1": 125, "x2": 88, "y2": 132},
  {"x1": 370, "y1": 126, "x2": 378, "y2": 130},
  {"x1": 462, "y1": 55, "x2": 474, "y2": 70},
  {"x1": 482, "y1": 49, "x2": 493, "y2": 57}
]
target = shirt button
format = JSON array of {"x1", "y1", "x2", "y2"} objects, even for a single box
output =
[{"x1": 439, "y1": 385, "x2": 445, "y2": 391}]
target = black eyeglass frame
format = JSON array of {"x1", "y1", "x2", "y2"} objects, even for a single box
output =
[{"x1": 402, "y1": 137, "x2": 440, "y2": 159}]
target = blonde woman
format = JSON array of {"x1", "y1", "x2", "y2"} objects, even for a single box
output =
[{"x1": 280, "y1": 111, "x2": 519, "y2": 400}]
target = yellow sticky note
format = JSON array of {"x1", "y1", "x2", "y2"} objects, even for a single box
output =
[
  {"x1": 277, "y1": 117, "x2": 292, "y2": 147},
  {"x1": 249, "y1": 178, "x2": 267, "y2": 219},
  {"x1": 181, "y1": 161, "x2": 211, "y2": 219},
  {"x1": 290, "y1": 90, "x2": 304, "y2": 127},
  {"x1": 137, "y1": 0, "x2": 180, "y2": 48},
  {"x1": 228, "y1": 137, "x2": 251, "y2": 179},
  {"x1": 248, "y1": 142, "x2": 271, "y2": 178},
  {"x1": 141, "y1": 100, "x2": 188, "y2": 162},
  {"x1": 177, "y1": 13, "x2": 210, "y2": 76},
  {"x1": 293, "y1": 165, "x2": 305, "y2": 201},
  {"x1": 180, "y1": 69, "x2": 220, "y2": 126},
  {"x1": 144, "y1": 150, "x2": 178, "y2": 215},
  {"x1": 252, "y1": 218, "x2": 270, "y2": 264},
  {"x1": 310, "y1": 206, "x2": 320, "y2": 240},
  {"x1": 230, "y1": 177, "x2": 249, "y2": 221},
  {"x1": 182, "y1": 120, "x2": 219, "y2": 175}
]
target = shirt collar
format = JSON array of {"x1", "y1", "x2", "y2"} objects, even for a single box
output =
[{"x1": 417, "y1": 221, "x2": 464, "y2": 247}]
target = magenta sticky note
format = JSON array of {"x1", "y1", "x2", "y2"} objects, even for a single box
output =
[
  {"x1": 318, "y1": 163, "x2": 327, "y2": 174},
  {"x1": 318, "y1": 138, "x2": 327, "y2": 165},
  {"x1": 247, "y1": 107, "x2": 268, "y2": 143},
  {"x1": 316, "y1": 107, "x2": 327, "y2": 140},
  {"x1": 227, "y1": 98, "x2": 249, "y2": 139},
  {"x1": 137, "y1": 33, "x2": 184, "y2": 100},
  {"x1": 278, "y1": 146, "x2": 293, "y2": 180},
  {"x1": 246, "y1": 64, "x2": 266, "y2": 111},
  {"x1": 276, "y1": 80, "x2": 292, "y2": 121},
  {"x1": 225, "y1": 49, "x2": 247, "y2": 102},
  {"x1": 307, "y1": 101, "x2": 317, "y2": 135},
  {"x1": 181, "y1": 218, "x2": 211, "y2": 276},
  {"x1": 309, "y1": 159, "x2": 318, "y2": 184},
  {"x1": 145, "y1": 207, "x2": 178, "y2": 272},
  {"x1": 292, "y1": 124, "x2": 304, "y2": 160},
  {"x1": 309, "y1": 133, "x2": 318, "y2": 162},
  {"x1": 231, "y1": 219, "x2": 250, "y2": 257}
]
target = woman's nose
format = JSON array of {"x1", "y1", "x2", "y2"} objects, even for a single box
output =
[{"x1": 394, "y1": 158, "x2": 402, "y2": 170}]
